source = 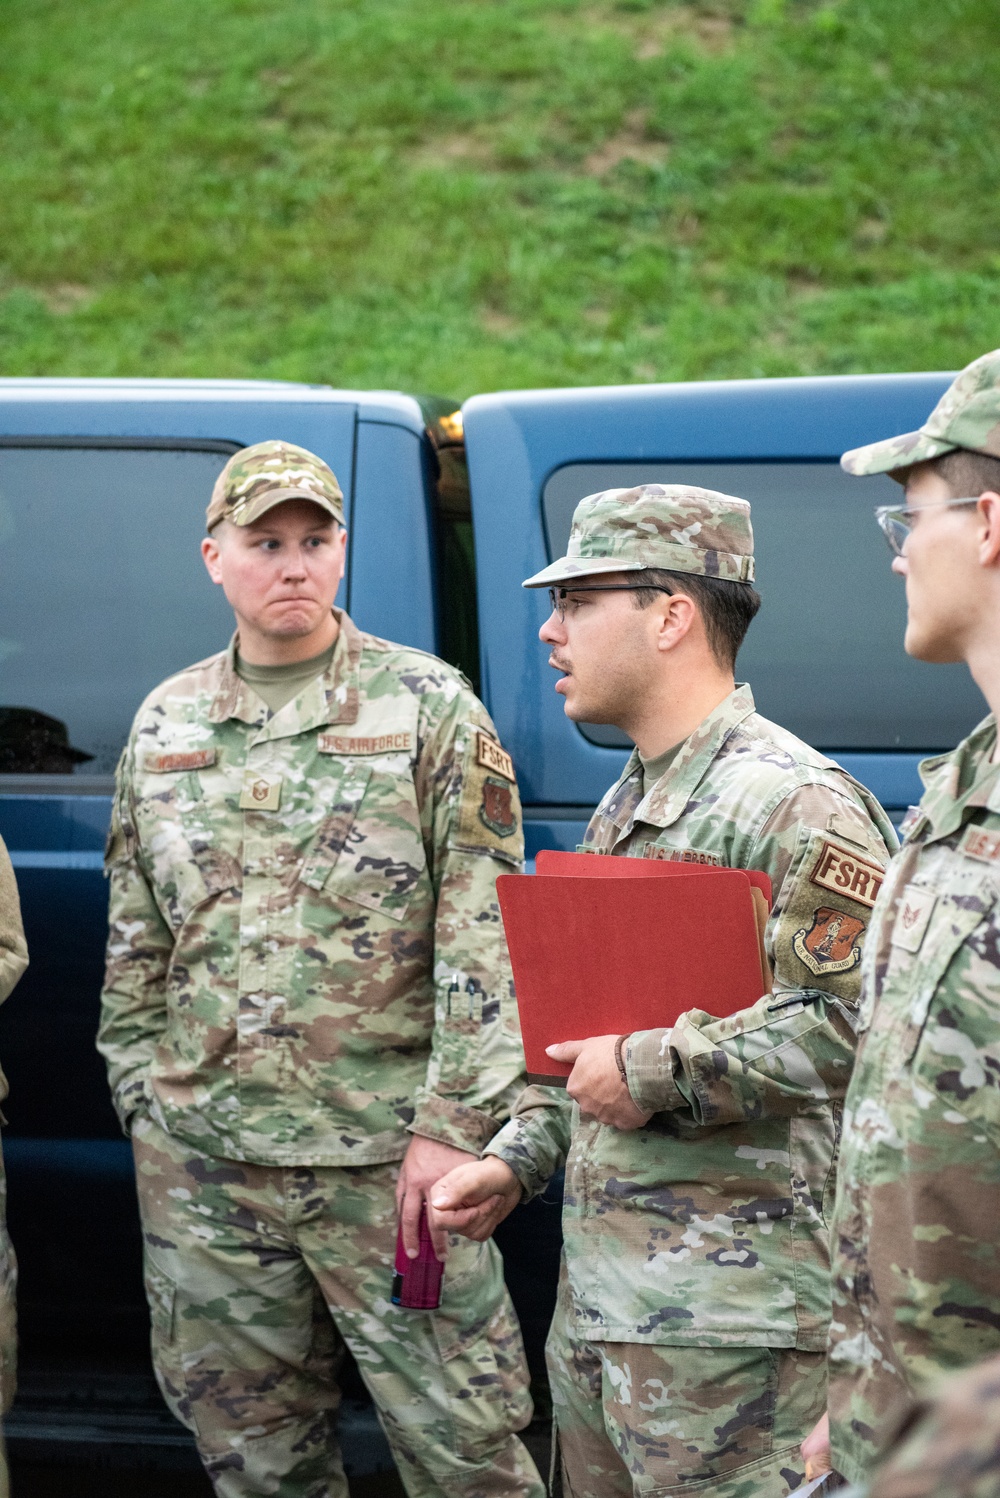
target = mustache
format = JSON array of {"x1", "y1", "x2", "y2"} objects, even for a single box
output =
[{"x1": 548, "y1": 652, "x2": 571, "y2": 673}]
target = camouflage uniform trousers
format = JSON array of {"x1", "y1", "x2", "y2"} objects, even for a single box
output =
[
  {"x1": 132, "y1": 1115, "x2": 544, "y2": 1498},
  {"x1": 546, "y1": 1269, "x2": 823, "y2": 1498}
]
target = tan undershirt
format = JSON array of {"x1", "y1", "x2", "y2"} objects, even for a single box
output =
[
  {"x1": 639, "y1": 740, "x2": 683, "y2": 800},
  {"x1": 235, "y1": 640, "x2": 337, "y2": 717}
]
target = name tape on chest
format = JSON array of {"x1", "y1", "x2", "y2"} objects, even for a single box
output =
[
  {"x1": 960, "y1": 824, "x2": 1000, "y2": 865},
  {"x1": 809, "y1": 840, "x2": 884, "y2": 910},
  {"x1": 891, "y1": 883, "x2": 937, "y2": 953},
  {"x1": 643, "y1": 845, "x2": 724, "y2": 867},
  {"x1": 476, "y1": 732, "x2": 515, "y2": 783},
  {"x1": 144, "y1": 749, "x2": 217, "y2": 774},
  {"x1": 317, "y1": 731, "x2": 414, "y2": 756}
]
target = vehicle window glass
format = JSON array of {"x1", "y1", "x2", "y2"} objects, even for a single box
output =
[
  {"x1": 543, "y1": 461, "x2": 985, "y2": 752},
  {"x1": 0, "y1": 444, "x2": 238, "y2": 777}
]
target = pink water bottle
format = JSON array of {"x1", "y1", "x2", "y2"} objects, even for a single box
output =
[{"x1": 391, "y1": 1205, "x2": 444, "y2": 1309}]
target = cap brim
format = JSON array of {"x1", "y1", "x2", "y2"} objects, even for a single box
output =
[
  {"x1": 227, "y1": 488, "x2": 344, "y2": 527},
  {"x1": 522, "y1": 556, "x2": 647, "y2": 588},
  {"x1": 840, "y1": 429, "x2": 956, "y2": 480}
]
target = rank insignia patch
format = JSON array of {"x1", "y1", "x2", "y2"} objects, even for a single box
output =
[
  {"x1": 238, "y1": 772, "x2": 282, "y2": 812},
  {"x1": 479, "y1": 775, "x2": 517, "y2": 838},
  {"x1": 891, "y1": 884, "x2": 937, "y2": 953},
  {"x1": 793, "y1": 906, "x2": 866, "y2": 975}
]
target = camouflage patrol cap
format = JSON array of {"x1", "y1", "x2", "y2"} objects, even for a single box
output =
[
  {"x1": 842, "y1": 348, "x2": 1000, "y2": 481},
  {"x1": 206, "y1": 440, "x2": 345, "y2": 531},
  {"x1": 522, "y1": 484, "x2": 755, "y2": 588}
]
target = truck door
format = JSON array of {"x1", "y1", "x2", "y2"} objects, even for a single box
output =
[{"x1": 463, "y1": 373, "x2": 986, "y2": 854}]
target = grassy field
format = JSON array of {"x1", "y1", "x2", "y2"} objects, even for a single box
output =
[{"x1": 1, "y1": 0, "x2": 998, "y2": 398}]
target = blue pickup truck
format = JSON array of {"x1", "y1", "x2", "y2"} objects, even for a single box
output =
[{"x1": 0, "y1": 371, "x2": 985, "y2": 1478}]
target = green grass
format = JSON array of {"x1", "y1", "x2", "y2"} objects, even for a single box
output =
[{"x1": 1, "y1": 0, "x2": 999, "y2": 397}]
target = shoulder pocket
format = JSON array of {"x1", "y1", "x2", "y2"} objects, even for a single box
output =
[
  {"x1": 448, "y1": 729, "x2": 523, "y2": 866},
  {"x1": 773, "y1": 829, "x2": 885, "y2": 1003}
]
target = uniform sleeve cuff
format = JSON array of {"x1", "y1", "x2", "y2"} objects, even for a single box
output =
[
  {"x1": 409, "y1": 1093, "x2": 503, "y2": 1155},
  {"x1": 625, "y1": 1029, "x2": 685, "y2": 1115},
  {"x1": 115, "y1": 1079, "x2": 153, "y2": 1137},
  {"x1": 483, "y1": 1123, "x2": 548, "y2": 1202}
]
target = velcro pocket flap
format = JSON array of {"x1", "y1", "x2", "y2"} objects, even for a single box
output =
[
  {"x1": 300, "y1": 763, "x2": 373, "y2": 892},
  {"x1": 898, "y1": 873, "x2": 997, "y2": 1059}
]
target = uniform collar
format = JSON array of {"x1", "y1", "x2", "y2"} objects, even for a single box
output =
[
  {"x1": 207, "y1": 608, "x2": 363, "y2": 735},
  {"x1": 917, "y1": 711, "x2": 1000, "y2": 841},
  {"x1": 604, "y1": 684, "x2": 757, "y2": 838}
]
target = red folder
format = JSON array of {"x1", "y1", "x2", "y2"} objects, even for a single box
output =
[
  {"x1": 498, "y1": 862, "x2": 770, "y2": 1086},
  {"x1": 535, "y1": 849, "x2": 772, "y2": 907}
]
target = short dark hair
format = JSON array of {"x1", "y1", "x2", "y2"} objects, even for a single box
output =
[
  {"x1": 630, "y1": 568, "x2": 761, "y2": 671},
  {"x1": 928, "y1": 449, "x2": 1000, "y2": 498}
]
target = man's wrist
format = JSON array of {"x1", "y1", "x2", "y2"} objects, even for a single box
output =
[
  {"x1": 614, "y1": 1033, "x2": 631, "y2": 1084},
  {"x1": 482, "y1": 1136, "x2": 545, "y2": 1201}
]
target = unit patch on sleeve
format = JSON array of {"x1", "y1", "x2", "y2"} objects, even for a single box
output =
[
  {"x1": 144, "y1": 749, "x2": 217, "y2": 774},
  {"x1": 809, "y1": 840, "x2": 884, "y2": 909},
  {"x1": 479, "y1": 776, "x2": 518, "y2": 838},
  {"x1": 793, "y1": 907, "x2": 867, "y2": 975},
  {"x1": 450, "y1": 727, "x2": 523, "y2": 861},
  {"x1": 476, "y1": 732, "x2": 515, "y2": 783}
]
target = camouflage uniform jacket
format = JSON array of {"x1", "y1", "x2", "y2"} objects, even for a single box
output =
[
  {"x1": 485, "y1": 685, "x2": 896, "y2": 1348},
  {"x1": 829, "y1": 713, "x2": 1000, "y2": 1485},
  {"x1": 98, "y1": 610, "x2": 527, "y2": 1168}
]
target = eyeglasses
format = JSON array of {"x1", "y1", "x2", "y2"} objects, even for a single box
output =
[
  {"x1": 875, "y1": 497, "x2": 981, "y2": 557},
  {"x1": 546, "y1": 583, "x2": 674, "y2": 620}
]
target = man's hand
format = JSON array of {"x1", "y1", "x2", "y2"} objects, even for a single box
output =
[
  {"x1": 396, "y1": 1135, "x2": 478, "y2": 1262},
  {"x1": 546, "y1": 1035, "x2": 653, "y2": 1130},
  {"x1": 801, "y1": 1412, "x2": 831, "y2": 1483},
  {"x1": 430, "y1": 1156, "x2": 522, "y2": 1244}
]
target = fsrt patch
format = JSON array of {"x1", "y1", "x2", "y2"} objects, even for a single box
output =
[
  {"x1": 476, "y1": 732, "x2": 515, "y2": 783},
  {"x1": 809, "y1": 840, "x2": 883, "y2": 909}
]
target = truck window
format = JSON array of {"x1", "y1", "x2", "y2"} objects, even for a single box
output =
[
  {"x1": 543, "y1": 461, "x2": 985, "y2": 753},
  {"x1": 0, "y1": 442, "x2": 238, "y2": 778}
]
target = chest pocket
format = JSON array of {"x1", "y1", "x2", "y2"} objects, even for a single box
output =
[
  {"x1": 300, "y1": 760, "x2": 428, "y2": 921},
  {"x1": 888, "y1": 855, "x2": 998, "y2": 1064},
  {"x1": 134, "y1": 757, "x2": 242, "y2": 931}
]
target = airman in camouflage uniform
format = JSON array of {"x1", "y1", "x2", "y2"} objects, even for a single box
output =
[
  {"x1": 432, "y1": 486, "x2": 896, "y2": 1497},
  {"x1": 865, "y1": 1351, "x2": 1000, "y2": 1498},
  {"x1": 98, "y1": 441, "x2": 544, "y2": 1498},
  {"x1": 0, "y1": 836, "x2": 27, "y2": 1498},
  {"x1": 823, "y1": 351, "x2": 1000, "y2": 1487}
]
